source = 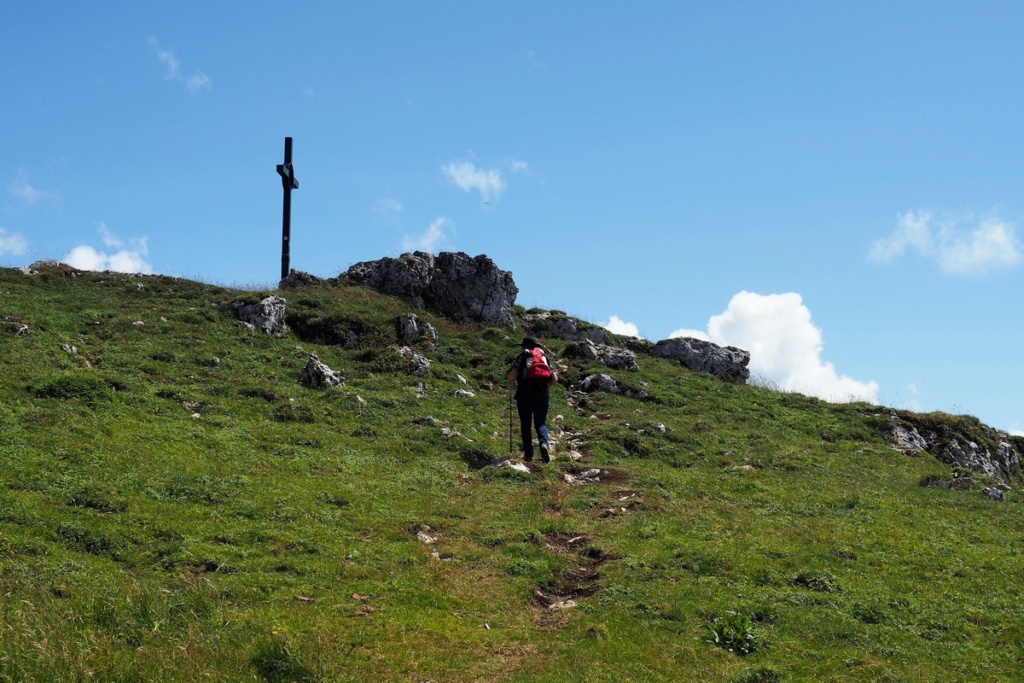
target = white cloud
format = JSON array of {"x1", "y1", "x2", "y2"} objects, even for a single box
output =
[
  {"x1": 0, "y1": 227, "x2": 28, "y2": 256},
  {"x1": 401, "y1": 217, "x2": 451, "y2": 253},
  {"x1": 672, "y1": 291, "x2": 879, "y2": 404},
  {"x1": 8, "y1": 169, "x2": 59, "y2": 205},
  {"x1": 508, "y1": 159, "x2": 529, "y2": 173},
  {"x1": 149, "y1": 37, "x2": 212, "y2": 95},
  {"x1": 870, "y1": 210, "x2": 1021, "y2": 275},
  {"x1": 374, "y1": 198, "x2": 404, "y2": 225},
  {"x1": 602, "y1": 315, "x2": 641, "y2": 338},
  {"x1": 1011, "y1": 429, "x2": 1024, "y2": 437},
  {"x1": 442, "y1": 162, "x2": 506, "y2": 203},
  {"x1": 938, "y1": 218, "x2": 1020, "y2": 274},
  {"x1": 65, "y1": 223, "x2": 153, "y2": 274}
]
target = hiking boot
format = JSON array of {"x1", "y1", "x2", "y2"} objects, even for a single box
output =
[{"x1": 539, "y1": 443, "x2": 550, "y2": 463}]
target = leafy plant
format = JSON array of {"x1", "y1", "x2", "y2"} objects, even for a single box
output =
[{"x1": 707, "y1": 611, "x2": 759, "y2": 655}]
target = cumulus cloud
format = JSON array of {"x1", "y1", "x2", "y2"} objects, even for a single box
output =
[
  {"x1": 443, "y1": 162, "x2": 506, "y2": 203},
  {"x1": 0, "y1": 227, "x2": 28, "y2": 256},
  {"x1": 869, "y1": 211, "x2": 1021, "y2": 275},
  {"x1": 149, "y1": 37, "x2": 212, "y2": 95},
  {"x1": 8, "y1": 169, "x2": 60, "y2": 205},
  {"x1": 401, "y1": 217, "x2": 452, "y2": 253},
  {"x1": 65, "y1": 223, "x2": 153, "y2": 274},
  {"x1": 602, "y1": 315, "x2": 641, "y2": 338},
  {"x1": 671, "y1": 291, "x2": 879, "y2": 403}
]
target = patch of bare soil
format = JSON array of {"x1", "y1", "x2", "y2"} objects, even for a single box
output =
[
  {"x1": 594, "y1": 489, "x2": 644, "y2": 518},
  {"x1": 559, "y1": 465, "x2": 631, "y2": 485},
  {"x1": 530, "y1": 532, "x2": 616, "y2": 626}
]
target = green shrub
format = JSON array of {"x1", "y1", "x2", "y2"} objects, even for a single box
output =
[{"x1": 33, "y1": 374, "x2": 109, "y2": 404}]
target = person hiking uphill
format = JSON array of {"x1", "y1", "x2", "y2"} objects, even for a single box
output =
[{"x1": 507, "y1": 337, "x2": 558, "y2": 462}]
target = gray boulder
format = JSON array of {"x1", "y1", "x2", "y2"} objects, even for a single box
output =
[
  {"x1": 300, "y1": 353, "x2": 344, "y2": 389},
  {"x1": 232, "y1": 296, "x2": 288, "y2": 337},
  {"x1": 279, "y1": 268, "x2": 323, "y2": 289},
  {"x1": 581, "y1": 373, "x2": 620, "y2": 394},
  {"x1": 650, "y1": 337, "x2": 750, "y2": 384},
  {"x1": 342, "y1": 251, "x2": 518, "y2": 327},
  {"x1": 893, "y1": 425, "x2": 929, "y2": 454},
  {"x1": 571, "y1": 339, "x2": 639, "y2": 371},
  {"x1": 524, "y1": 312, "x2": 607, "y2": 343},
  {"x1": 399, "y1": 346, "x2": 432, "y2": 377},
  {"x1": 396, "y1": 313, "x2": 438, "y2": 347}
]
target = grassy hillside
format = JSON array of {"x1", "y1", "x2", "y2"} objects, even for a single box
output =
[{"x1": 1, "y1": 263, "x2": 1023, "y2": 682}]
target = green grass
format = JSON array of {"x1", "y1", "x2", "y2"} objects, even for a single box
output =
[{"x1": 1, "y1": 263, "x2": 1023, "y2": 681}]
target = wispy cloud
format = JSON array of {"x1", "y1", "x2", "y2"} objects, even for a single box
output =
[
  {"x1": 602, "y1": 315, "x2": 641, "y2": 338},
  {"x1": 0, "y1": 227, "x2": 28, "y2": 256},
  {"x1": 443, "y1": 162, "x2": 506, "y2": 203},
  {"x1": 8, "y1": 169, "x2": 60, "y2": 205},
  {"x1": 672, "y1": 291, "x2": 879, "y2": 403},
  {"x1": 374, "y1": 198, "x2": 404, "y2": 225},
  {"x1": 65, "y1": 222, "x2": 153, "y2": 274},
  {"x1": 401, "y1": 217, "x2": 452, "y2": 254},
  {"x1": 869, "y1": 210, "x2": 1021, "y2": 275},
  {"x1": 149, "y1": 37, "x2": 212, "y2": 95}
]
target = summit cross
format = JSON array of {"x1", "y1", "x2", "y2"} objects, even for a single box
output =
[{"x1": 276, "y1": 136, "x2": 299, "y2": 280}]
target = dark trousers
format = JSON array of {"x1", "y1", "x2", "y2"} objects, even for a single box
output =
[{"x1": 516, "y1": 390, "x2": 549, "y2": 458}]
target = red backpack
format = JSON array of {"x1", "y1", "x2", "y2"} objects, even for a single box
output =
[{"x1": 524, "y1": 347, "x2": 552, "y2": 380}]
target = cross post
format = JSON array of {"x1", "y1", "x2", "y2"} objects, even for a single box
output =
[{"x1": 276, "y1": 137, "x2": 299, "y2": 280}]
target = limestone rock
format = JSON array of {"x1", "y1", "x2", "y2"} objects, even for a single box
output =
[
  {"x1": 569, "y1": 339, "x2": 639, "y2": 371},
  {"x1": 580, "y1": 374, "x2": 620, "y2": 394},
  {"x1": 279, "y1": 268, "x2": 323, "y2": 290},
  {"x1": 893, "y1": 425, "x2": 929, "y2": 454},
  {"x1": 232, "y1": 296, "x2": 288, "y2": 337},
  {"x1": 300, "y1": 353, "x2": 344, "y2": 389},
  {"x1": 891, "y1": 415, "x2": 1021, "y2": 482},
  {"x1": 399, "y1": 346, "x2": 432, "y2": 377},
  {"x1": 396, "y1": 313, "x2": 438, "y2": 347},
  {"x1": 524, "y1": 312, "x2": 607, "y2": 343},
  {"x1": 650, "y1": 336, "x2": 750, "y2": 384},
  {"x1": 342, "y1": 251, "x2": 518, "y2": 327}
]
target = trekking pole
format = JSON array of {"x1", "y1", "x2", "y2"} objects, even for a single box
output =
[{"x1": 508, "y1": 381, "x2": 514, "y2": 455}]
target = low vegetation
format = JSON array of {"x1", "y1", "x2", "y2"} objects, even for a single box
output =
[{"x1": 1, "y1": 263, "x2": 1022, "y2": 682}]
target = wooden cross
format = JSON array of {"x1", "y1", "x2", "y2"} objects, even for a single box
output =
[{"x1": 276, "y1": 137, "x2": 299, "y2": 280}]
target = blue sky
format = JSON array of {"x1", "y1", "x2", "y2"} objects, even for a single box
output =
[{"x1": 3, "y1": 2, "x2": 1022, "y2": 434}]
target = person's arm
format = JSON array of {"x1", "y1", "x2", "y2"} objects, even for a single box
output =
[{"x1": 507, "y1": 353, "x2": 522, "y2": 381}]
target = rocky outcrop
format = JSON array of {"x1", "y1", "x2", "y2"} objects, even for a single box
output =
[
  {"x1": 523, "y1": 311, "x2": 607, "y2": 344},
  {"x1": 891, "y1": 417, "x2": 1021, "y2": 482},
  {"x1": 396, "y1": 313, "x2": 438, "y2": 347},
  {"x1": 580, "y1": 374, "x2": 650, "y2": 400},
  {"x1": 568, "y1": 339, "x2": 639, "y2": 371},
  {"x1": 232, "y1": 296, "x2": 288, "y2": 337},
  {"x1": 279, "y1": 269, "x2": 323, "y2": 290},
  {"x1": 399, "y1": 346, "x2": 432, "y2": 377},
  {"x1": 650, "y1": 337, "x2": 750, "y2": 384},
  {"x1": 300, "y1": 353, "x2": 344, "y2": 389},
  {"x1": 342, "y1": 251, "x2": 518, "y2": 327}
]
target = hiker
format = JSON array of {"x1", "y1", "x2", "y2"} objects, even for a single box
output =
[{"x1": 507, "y1": 337, "x2": 558, "y2": 462}]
